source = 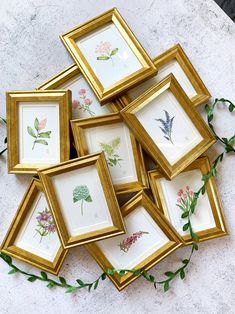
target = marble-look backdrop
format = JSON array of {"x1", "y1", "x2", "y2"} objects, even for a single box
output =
[{"x1": 0, "y1": 1, "x2": 234, "y2": 313}]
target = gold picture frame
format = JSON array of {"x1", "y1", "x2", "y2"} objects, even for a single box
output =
[
  {"x1": 86, "y1": 190, "x2": 183, "y2": 291},
  {"x1": 71, "y1": 113, "x2": 148, "y2": 194},
  {"x1": 121, "y1": 74, "x2": 216, "y2": 179},
  {"x1": 60, "y1": 8, "x2": 157, "y2": 104},
  {"x1": 1, "y1": 178, "x2": 67, "y2": 275},
  {"x1": 119, "y1": 43, "x2": 211, "y2": 107},
  {"x1": 37, "y1": 63, "x2": 124, "y2": 119},
  {"x1": 38, "y1": 152, "x2": 126, "y2": 249},
  {"x1": 6, "y1": 90, "x2": 71, "y2": 174},
  {"x1": 148, "y1": 156, "x2": 228, "y2": 244}
]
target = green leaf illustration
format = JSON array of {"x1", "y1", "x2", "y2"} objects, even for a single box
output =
[
  {"x1": 38, "y1": 131, "x2": 51, "y2": 138},
  {"x1": 111, "y1": 137, "x2": 121, "y2": 149},
  {"x1": 97, "y1": 56, "x2": 110, "y2": 60},
  {"x1": 34, "y1": 118, "x2": 39, "y2": 131},
  {"x1": 34, "y1": 139, "x2": 48, "y2": 145},
  {"x1": 73, "y1": 185, "x2": 92, "y2": 216},
  {"x1": 110, "y1": 48, "x2": 118, "y2": 56},
  {"x1": 99, "y1": 142, "x2": 114, "y2": 157},
  {"x1": 27, "y1": 126, "x2": 37, "y2": 138}
]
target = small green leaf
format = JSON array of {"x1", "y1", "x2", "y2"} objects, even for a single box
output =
[
  {"x1": 34, "y1": 139, "x2": 48, "y2": 145},
  {"x1": 208, "y1": 114, "x2": 213, "y2": 122},
  {"x1": 85, "y1": 195, "x2": 92, "y2": 202},
  {"x1": 101, "y1": 273, "x2": 107, "y2": 280},
  {"x1": 97, "y1": 56, "x2": 110, "y2": 60},
  {"x1": 164, "y1": 281, "x2": 170, "y2": 292},
  {"x1": 149, "y1": 275, "x2": 155, "y2": 282},
  {"x1": 34, "y1": 118, "x2": 39, "y2": 131},
  {"x1": 47, "y1": 282, "x2": 55, "y2": 289},
  {"x1": 182, "y1": 259, "x2": 189, "y2": 265},
  {"x1": 76, "y1": 279, "x2": 84, "y2": 286},
  {"x1": 110, "y1": 48, "x2": 118, "y2": 56},
  {"x1": 201, "y1": 185, "x2": 206, "y2": 195},
  {"x1": 59, "y1": 277, "x2": 67, "y2": 285},
  {"x1": 119, "y1": 270, "x2": 126, "y2": 277},
  {"x1": 8, "y1": 268, "x2": 18, "y2": 275},
  {"x1": 192, "y1": 242, "x2": 199, "y2": 251},
  {"x1": 229, "y1": 103, "x2": 234, "y2": 112},
  {"x1": 38, "y1": 131, "x2": 51, "y2": 138},
  {"x1": 165, "y1": 271, "x2": 175, "y2": 278},
  {"x1": 4, "y1": 137, "x2": 7, "y2": 144},
  {"x1": 93, "y1": 280, "x2": 99, "y2": 290},
  {"x1": 180, "y1": 269, "x2": 185, "y2": 280},
  {"x1": 88, "y1": 284, "x2": 92, "y2": 292},
  {"x1": 40, "y1": 271, "x2": 48, "y2": 280},
  {"x1": 28, "y1": 276, "x2": 37, "y2": 282},
  {"x1": 181, "y1": 212, "x2": 189, "y2": 219},
  {"x1": 183, "y1": 223, "x2": 190, "y2": 231},
  {"x1": 106, "y1": 268, "x2": 115, "y2": 275},
  {"x1": 1, "y1": 253, "x2": 12, "y2": 264},
  {"x1": 192, "y1": 232, "x2": 199, "y2": 241},
  {"x1": 27, "y1": 126, "x2": 37, "y2": 138},
  {"x1": 0, "y1": 117, "x2": 7, "y2": 124}
]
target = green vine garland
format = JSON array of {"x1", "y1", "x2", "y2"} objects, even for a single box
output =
[{"x1": 0, "y1": 98, "x2": 234, "y2": 293}]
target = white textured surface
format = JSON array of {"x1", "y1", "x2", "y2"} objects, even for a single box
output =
[{"x1": 0, "y1": 1, "x2": 234, "y2": 313}]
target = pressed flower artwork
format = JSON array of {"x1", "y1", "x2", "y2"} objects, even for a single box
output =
[
  {"x1": 155, "y1": 110, "x2": 175, "y2": 144},
  {"x1": 27, "y1": 117, "x2": 51, "y2": 150},
  {"x1": 34, "y1": 207, "x2": 56, "y2": 243},
  {"x1": 99, "y1": 137, "x2": 123, "y2": 167},
  {"x1": 118, "y1": 231, "x2": 149, "y2": 253},
  {"x1": 95, "y1": 41, "x2": 118, "y2": 65},
  {"x1": 176, "y1": 185, "x2": 195, "y2": 214},
  {"x1": 73, "y1": 185, "x2": 93, "y2": 216},
  {"x1": 72, "y1": 88, "x2": 95, "y2": 117}
]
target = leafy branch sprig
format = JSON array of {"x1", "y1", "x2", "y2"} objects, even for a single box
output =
[{"x1": 0, "y1": 117, "x2": 7, "y2": 156}]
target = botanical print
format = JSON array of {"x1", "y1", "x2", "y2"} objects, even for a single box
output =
[
  {"x1": 72, "y1": 88, "x2": 95, "y2": 117},
  {"x1": 176, "y1": 185, "x2": 195, "y2": 214},
  {"x1": 95, "y1": 41, "x2": 118, "y2": 65},
  {"x1": 155, "y1": 110, "x2": 175, "y2": 144},
  {"x1": 34, "y1": 207, "x2": 56, "y2": 243},
  {"x1": 118, "y1": 231, "x2": 149, "y2": 253},
  {"x1": 99, "y1": 137, "x2": 123, "y2": 167},
  {"x1": 73, "y1": 185, "x2": 92, "y2": 216},
  {"x1": 27, "y1": 118, "x2": 51, "y2": 150}
]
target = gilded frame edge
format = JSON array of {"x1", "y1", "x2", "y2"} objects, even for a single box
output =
[
  {"x1": 85, "y1": 190, "x2": 183, "y2": 291},
  {"x1": 60, "y1": 7, "x2": 157, "y2": 104},
  {"x1": 120, "y1": 74, "x2": 216, "y2": 179},
  {"x1": 38, "y1": 152, "x2": 126, "y2": 249},
  {"x1": 148, "y1": 156, "x2": 228, "y2": 245},
  {"x1": 6, "y1": 90, "x2": 71, "y2": 174},
  {"x1": 70, "y1": 113, "x2": 149, "y2": 194},
  {"x1": 0, "y1": 177, "x2": 68, "y2": 275}
]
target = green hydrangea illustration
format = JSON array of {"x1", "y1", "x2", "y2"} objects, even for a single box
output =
[{"x1": 73, "y1": 185, "x2": 92, "y2": 216}]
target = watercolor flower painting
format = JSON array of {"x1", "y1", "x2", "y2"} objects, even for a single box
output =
[
  {"x1": 99, "y1": 137, "x2": 123, "y2": 167},
  {"x1": 118, "y1": 231, "x2": 149, "y2": 253},
  {"x1": 176, "y1": 185, "x2": 195, "y2": 214},
  {"x1": 34, "y1": 207, "x2": 56, "y2": 243},
  {"x1": 155, "y1": 110, "x2": 175, "y2": 144},
  {"x1": 72, "y1": 88, "x2": 95, "y2": 116},
  {"x1": 27, "y1": 118, "x2": 51, "y2": 150},
  {"x1": 73, "y1": 185, "x2": 92, "y2": 216},
  {"x1": 95, "y1": 41, "x2": 118, "y2": 65}
]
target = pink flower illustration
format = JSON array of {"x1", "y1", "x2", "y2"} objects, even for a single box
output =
[
  {"x1": 95, "y1": 41, "x2": 118, "y2": 65},
  {"x1": 72, "y1": 89, "x2": 95, "y2": 116},
  {"x1": 118, "y1": 231, "x2": 149, "y2": 253},
  {"x1": 95, "y1": 41, "x2": 112, "y2": 54},
  {"x1": 72, "y1": 100, "x2": 79, "y2": 109},
  {"x1": 176, "y1": 186, "x2": 196, "y2": 217},
  {"x1": 34, "y1": 207, "x2": 56, "y2": 243},
  {"x1": 84, "y1": 98, "x2": 92, "y2": 106},
  {"x1": 78, "y1": 88, "x2": 86, "y2": 96},
  {"x1": 38, "y1": 118, "x2": 47, "y2": 130}
]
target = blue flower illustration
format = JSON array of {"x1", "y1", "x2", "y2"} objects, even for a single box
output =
[{"x1": 155, "y1": 110, "x2": 175, "y2": 144}]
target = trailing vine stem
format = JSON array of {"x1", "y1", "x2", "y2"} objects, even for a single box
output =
[
  {"x1": 0, "y1": 117, "x2": 7, "y2": 156},
  {"x1": 0, "y1": 98, "x2": 234, "y2": 293}
]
